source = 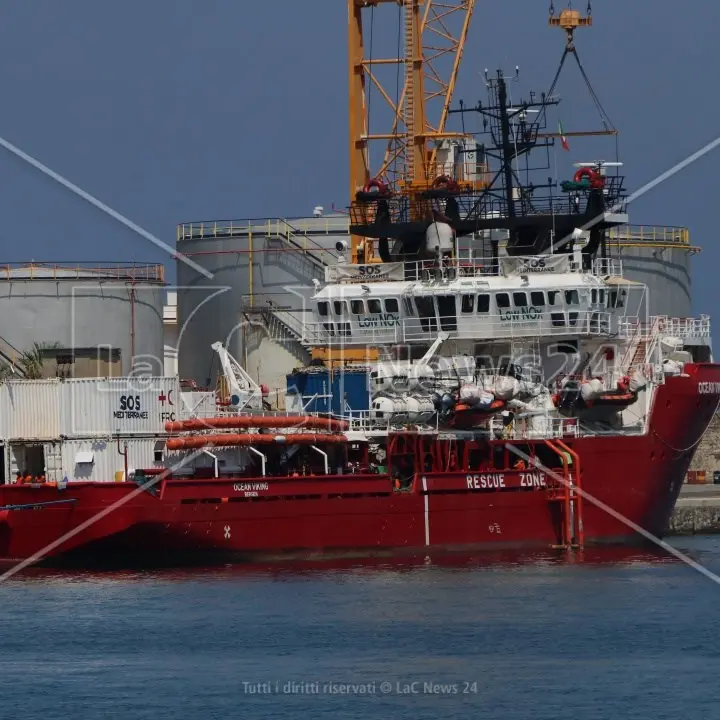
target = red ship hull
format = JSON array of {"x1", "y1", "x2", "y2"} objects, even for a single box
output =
[{"x1": 1, "y1": 364, "x2": 718, "y2": 568}]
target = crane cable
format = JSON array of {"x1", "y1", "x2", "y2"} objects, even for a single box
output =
[
  {"x1": 544, "y1": 1, "x2": 614, "y2": 131},
  {"x1": 366, "y1": 4, "x2": 375, "y2": 171}
]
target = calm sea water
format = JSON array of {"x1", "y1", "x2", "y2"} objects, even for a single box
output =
[{"x1": 1, "y1": 537, "x2": 720, "y2": 720}]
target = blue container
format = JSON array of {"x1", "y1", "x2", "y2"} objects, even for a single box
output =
[
  {"x1": 285, "y1": 370, "x2": 332, "y2": 414},
  {"x1": 331, "y1": 370, "x2": 370, "y2": 417},
  {"x1": 286, "y1": 369, "x2": 370, "y2": 417}
]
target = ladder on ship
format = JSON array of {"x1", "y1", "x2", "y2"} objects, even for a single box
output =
[{"x1": 544, "y1": 440, "x2": 584, "y2": 549}]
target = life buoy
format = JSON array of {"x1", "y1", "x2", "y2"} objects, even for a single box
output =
[
  {"x1": 573, "y1": 167, "x2": 604, "y2": 189},
  {"x1": 363, "y1": 178, "x2": 389, "y2": 195},
  {"x1": 432, "y1": 174, "x2": 458, "y2": 190},
  {"x1": 617, "y1": 375, "x2": 630, "y2": 392}
]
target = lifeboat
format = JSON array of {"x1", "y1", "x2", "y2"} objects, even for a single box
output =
[
  {"x1": 555, "y1": 375, "x2": 638, "y2": 414},
  {"x1": 445, "y1": 399, "x2": 507, "y2": 429}
]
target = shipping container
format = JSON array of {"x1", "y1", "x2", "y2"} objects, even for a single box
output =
[
  {"x1": 58, "y1": 438, "x2": 166, "y2": 482},
  {"x1": 61, "y1": 377, "x2": 181, "y2": 437},
  {"x1": 1, "y1": 380, "x2": 62, "y2": 440},
  {"x1": 61, "y1": 379, "x2": 111, "y2": 438},
  {"x1": 686, "y1": 470, "x2": 698, "y2": 484},
  {"x1": 286, "y1": 369, "x2": 370, "y2": 417},
  {"x1": 180, "y1": 391, "x2": 218, "y2": 419},
  {"x1": 697, "y1": 470, "x2": 708, "y2": 484},
  {"x1": 331, "y1": 370, "x2": 370, "y2": 416},
  {"x1": 286, "y1": 370, "x2": 332, "y2": 414}
]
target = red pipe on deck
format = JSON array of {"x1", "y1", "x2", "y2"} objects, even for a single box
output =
[
  {"x1": 166, "y1": 433, "x2": 347, "y2": 450},
  {"x1": 165, "y1": 416, "x2": 349, "y2": 433}
]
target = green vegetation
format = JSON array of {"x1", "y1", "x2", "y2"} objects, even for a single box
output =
[{"x1": 0, "y1": 341, "x2": 63, "y2": 380}]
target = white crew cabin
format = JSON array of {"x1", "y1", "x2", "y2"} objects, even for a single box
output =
[{"x1": 306, "y1": 252, "x2": 643, "y2": 349}]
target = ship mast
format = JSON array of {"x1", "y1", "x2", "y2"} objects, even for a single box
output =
[{"x1": 348, "y1": 0, "x2": 476, "y2": 263}]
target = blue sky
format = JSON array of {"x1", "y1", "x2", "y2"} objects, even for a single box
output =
[{"x1": 0, "y1": 0, "x2": 716, "y2": 312}]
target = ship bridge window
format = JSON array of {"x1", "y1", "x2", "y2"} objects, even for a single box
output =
[
  {"x1": 530, "y1": 291, "x2": 545, "y2": 307},
  {"x1": 477, "y1": 294, "x2": 490, "y2": 313},
  {"x1": 368, "y1": 299, "x2": 382, "y2": 314},
  {"x1": 591, "y1": 289, "x2": 597, "y2": 304},
  {"x1": 333, "y1": 301, "x2": 348, "y2": 316},
  {"x1": 565, "y1": 289, "x2": 579, "y2": 305},
  {"x1": 547, "y1": 291, "x2": 560, "y2": 306},
  {"x1": 496, "y1": 293, "x2": 510, "y2": 310},
  {"x1": 403, "y1": 296, "x2": 415, "y2": 315},
  {"x1": 512, "y1": 292, "x2": 528, "y2": 307},
  {"x1": 384, "y1": 299, "x2": 399, "y2": 313},
  {"x1": 600, "y1": 289, "x2": 606, "y2": 306},
  {"x1": 461, "y1": 294, "x2": 474, "y2": 314},
  {"x1": 351, "y1": 300, "x2": 365, "y2": 314},
  {"x1": 551, "y1": 312, "x2": 566, "y2": 328},
  {"x1": 437, "y1": 295, "x2": 457, "y2": 331},
  {"x1": 317, "y1": 301, "x2": 329, "y2": 317},
  {"x1": 609, "y1": 289, "x2": 626, "y2": 308},
  {"x1": 415, "y1": 296, "x2": 438, "y2": 333}
]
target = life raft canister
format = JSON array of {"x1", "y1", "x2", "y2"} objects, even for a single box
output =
[{"x1": 573, "y1": 167, "x2": 604, "y2": 189}]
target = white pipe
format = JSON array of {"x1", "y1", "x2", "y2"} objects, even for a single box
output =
[
  {"x1": 310, "y1": 445, "x2": 329, "y2": 475},
  {"x1": 247, "y1": 446, "x2": 267, "y2": 477},
  {"x1": 202, "y1": 449, "x2": 218, "y2": 478}
]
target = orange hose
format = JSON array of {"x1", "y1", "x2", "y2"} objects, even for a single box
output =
[
  {"x1": 165, "y1": 416, "x2": 349, "y2": 433},
  {"x1": 166, "y1": 433, "x2": 348, "y2": 450}
]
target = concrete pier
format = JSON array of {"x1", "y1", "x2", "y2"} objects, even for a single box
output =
[{"x1": 668, "y1": 485, "x2": 720, "y2": 535}]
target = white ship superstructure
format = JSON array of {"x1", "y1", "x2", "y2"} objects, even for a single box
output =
[{"x1": 302, "y1": 228, "x2": 710, "y2": 439}]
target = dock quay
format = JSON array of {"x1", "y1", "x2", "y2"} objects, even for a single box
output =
[{"x1": 668, "y1": 485, "x2": 720, "y2": 536}]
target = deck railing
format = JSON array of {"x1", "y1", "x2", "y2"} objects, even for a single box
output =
[
  {"x1": 0, "y1": 263, "x2": 165, "y2": 282},
  {"x1": 607, "y1": 224, "x2": 697, "y2": 251}
]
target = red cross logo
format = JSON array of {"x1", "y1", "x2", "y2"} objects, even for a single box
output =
[{"x1": 158, "y1": 392, "x2": 167, "y2": 405}]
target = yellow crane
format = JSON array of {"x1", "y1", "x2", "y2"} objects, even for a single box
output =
[{"x1": 348, "y1": 0, "x2": 478, "y2": 262}]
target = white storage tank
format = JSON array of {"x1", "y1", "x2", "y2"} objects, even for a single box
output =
[{"x1": 0, "y1": 264, "x2": 165, "y2": 376}]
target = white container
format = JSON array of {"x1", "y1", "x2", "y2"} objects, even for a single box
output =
[
  {"x1": 180, "y1": 391, "x2": 218, "y2": 419},
  {"x1": 61, "y1": 379, "x2": 112, "y2": 438},
  {"x1": 2, "y1": 379, "x2": 62, "y2": 440},
  {"x1": 58, "y1": 437, "x2": 164, "y2": 483},
  {"x1": 62, "y1": 377, "x2": 181, "y2": 437}
]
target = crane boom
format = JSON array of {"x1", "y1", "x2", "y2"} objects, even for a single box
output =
[{"x1": 211, "y1": 341, "x2": 263, "y2": 411}]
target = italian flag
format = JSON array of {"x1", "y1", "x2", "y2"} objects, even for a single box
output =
[{"x1": 559, "y1": 120, "x2": 569, "y2": 151}]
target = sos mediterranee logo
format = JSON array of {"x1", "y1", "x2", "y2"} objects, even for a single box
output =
[
  {"x1": 519, "y1": 258, "x2": 549, "y2": 272},
  {"x1": 113, "y1": 390, "x2": 176, "y2": 422},
  {"x1": 358, "y1": 265, "x2": 383, "y2": 277}
]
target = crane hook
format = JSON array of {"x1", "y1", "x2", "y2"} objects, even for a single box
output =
[{"x1": 549, "y1": 2, "x2": 555, "y2": 16}]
